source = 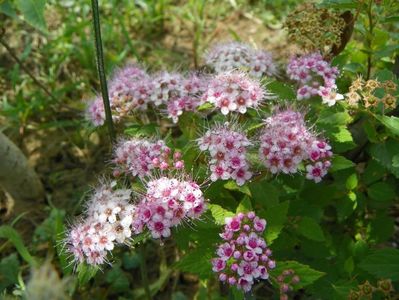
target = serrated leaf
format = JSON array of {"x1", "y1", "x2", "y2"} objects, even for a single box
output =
[
  {"x1": 359, "y1": 248, "x2": 399, "y2": 280},
  {"x1": 0, "y1": 225, "x2": 36, "y2": 266},
  {"x1": 271, "y1": 261, "x2": 325, "y2": 289},
  {"x1": 375, "y1": 115, "x2": 399, "y2": 136},
  {"x1": 106, "y1": 266, "x2": 130, "y2": 292},
  {"x1": 317, "y1": 111, "x2": 352, "y2": 125},
  {"x1": 249, "y1": 180, "x2": 279, "y2": 208},
  {"x1": 297, "y1": 217, "x2": 325, "y2": 242},
  {"x1": 236, "y1": 196, "x2": 252, "y2": 213},
  {"x1": 15, "y1": 0, "x2": 47, "y2": 32},
  {"x1": 174, "y1": 248, "x2": 213, "y2": 279},
  {"x1": 208, "y1": 204, "x2": 234, "y2": 225},
  {"x1": 369, "y1": 140, "x2": 399, "y2": 178},
  {"x1": 262, "y1": 201, "x2": 289, "y2": 244},
  {"x1": 367, "y1": 182, "x2": 395, "y2": 202},
  {"x1": 330, "y1": 155, "x2": 355, "y2": 172},
  {"x1": 267, "y1": 81, "x2": 296, "y2": 100}
]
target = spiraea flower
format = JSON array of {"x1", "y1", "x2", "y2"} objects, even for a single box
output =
[
  {"x1": 66, "y1": 184, "x2": 135, "y2": 266},
  {"x1": 211, "y1": 212, "x2": 275, "y2": 292},
  {"x1": 287, "y1": 52, "x2": 341, "y2": 105},
  {"x1": 205, "y1": 42, "x2": 277, "y2": 78},
  {"x1": 259, "y1": 109, "x2": 332, "y2": 182},
  {"x1": 150, "y1": 71, "x2": 185, "y2": 106},
  {"x1": 166, "y1": 73, "x2": 209, "y2": 123},
  {"x1": 112, "y1": 138, "x2": 184, "y2": 178},
  {"x1": 132, "y1": 176, "x2": 207, "y2": 239},
  {"x1": 202, "y1": 72, "x2": 267, "y2": 115},
  {"x1": 86, "y1": 97, "x2": 106, "y2": 126},
  {"x1": 109, "y1": 65, "x2": 153, "y2": 114},
  {"x1": 197, "y1": 123, "x2": 252, "y2": 186}
]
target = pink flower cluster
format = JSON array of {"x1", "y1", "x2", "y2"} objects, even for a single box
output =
[
  {"x1": 197, "y1": 123, "x2": 252, "y2": 186},
  {"x1": 112, "y1": 138, "x2": 184, "y2": 178},
  {"x1": 287, "y1": 53, "x2": 339, "y2": 104},
  {"x1": 86, "y1": 67, "x2": 208, "y2": 126},
  {"x1": 259, "y1": 109, "x2": 332, "y2": 183},
  {"x1": 132, "y1": 177, "x2": 207, "y2": 239},
  {"x1": 66, "y1": 185, "x2": 135, "y2": 266},
  {"x1": 86, "y1": 97, "x2": 106, "y2": 126},
  {"x1": 205, "y1": 42, "x2": 277, "y2": 78},
  {"x1": 109, "y1": 65, "x2": 153, "y2": 114},
  {"x1": 211, "y1": 212, "x2": 276, "y2": 292},
  {"x1": 202, "y1": 72, "x2": 266, "y2": 115},
  {"x1": 166, "y1": 74, "x2": 208, "y2": 123}
]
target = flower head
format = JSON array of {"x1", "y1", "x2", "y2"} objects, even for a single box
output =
[{"x1": 211, "y1": 212, "x2": 275, "y2": 292}]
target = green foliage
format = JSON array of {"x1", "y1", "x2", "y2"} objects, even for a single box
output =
[
  {"x1": 359, "y1": 248, "x2": 399, "y2": 281},
  {"x1": 271, "y1": 261, "x2": 325, "y2": 289},
  {"x1": 297, "y1": 217, "x2": 325, "y2": 242},
  {"x1": 0, "y1": 226, "x2": 36, "y2": 266}
]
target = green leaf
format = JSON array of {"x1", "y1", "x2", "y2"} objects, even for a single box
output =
[
  {"x1": 330, "y1": 155, "x2": 355, "y2": 172},
  {"x1": 359, "y1": 248, "x2": 399, "y2": 280},
  {"x1": 106, "y1": 266, "x2": 130, "y2": 292},
  {"x1": 267, "y1": 81, "x2": 296, "y2": 100},
  {"x1": 76, "y1": 264, "x2": 98, "y2": 286},
  {"x1": 15, "y1": 0, "x2": 47, "y2": 33},
  {"x1": 271, "y1": 261, "x2": 325, "y2": 289},
  {"x1": 0, "y1": 254, "x2": 20, "y2": 292},
  {"x1": 0, "y1": 0, "x2": 17, "y2": 18},
  {"x1": 249, "y1": 180, "x2": 279, "y2": 208},
  {"x1": 223, "y1": 181, "x2": 251, "y2": 196},
  {"x1": 0, "y1": 225, "x2": 36, "y2": 266},
  {"x1": 262, "y1": 201, "x2": 289, "y2": 244},
  {"x1": 297, "y1": 217, "x2": 325, "y2": 242},
  {"x1": 208, "y1": 204, "x2": 234, "y2": 225},
  {"x1": 317, "y1": 111, "x2": 352, "y2": 125},
  {"x1": 393, "y1": 155, "x2": 399, "y2": 168},
  {"x1": 369, "y1": 140, "x2": 399, "y2": 178},
  {"x1": 375, "y1": 115, "x2": 399, "y2": 136},
  {"x1": 236, "y1": 196, "x2": 252, "y2": 213},
  {"x1": 174, "y1": 248, "x2": 213, "y2": 279},
  {"x1": 367, "y1": 182, "x2": 395, "y2": 202},
  {"x1": 345, "y1": 173, "x2": 358, "y2": 190}
]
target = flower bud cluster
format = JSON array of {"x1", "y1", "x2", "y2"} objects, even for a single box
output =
[
  {"x1": 211, "y1": 212, "x2": 275, "y2": 292},
  {"x1": 197, "y1": 123, "x2": 252, "y2": 186},
  {"x1": 276, "y1": 269, "x2": 300, "y2": 300},
  {"x1": 202, "y1": 72, "x2": 266, "y2": 115},
  {"x1": 259, "y1": 109, "x2": 332, "y2": 183},
  {"x1": 132, "y1": 177, "x2": 207, "y2": 239},
  {"x1": 287, "y1": 52, "x2": 342, "y2": 106},
  {"x1": 66, "y1": 185, "x2": 135, "y2": 266},
  {"x1": 205, "y1": 42, "x2": 277, "y2": 78},
  {"x1": 112, "y1": 138, "x2": 184, "y2": 178}
]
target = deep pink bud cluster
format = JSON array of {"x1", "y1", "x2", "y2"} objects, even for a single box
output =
[
  {"x1": 112, "y1": 138, "x2": 184, "y2": 178},
  {"x1": 197, "y1": 123, "x2": 252, "y2": 186},
  {"x1": 66, "y1": 185, "x2": 135, "y2": 266},
  {"x1": 211, "y1": 212, "x2": 275, "y2": 292},
  {"x1": 259, "y1": 109, "x2": 332, "y2": 182},
  {"x1": 166, "y1": 74, "x2": 208, "y2": 123},
  {"x1": 202, "y1": 72, "x2": 266, "y2": 115},
  {"x1": 205, "y1": 42, "x2": 277, "y2": 78},
  {"x1": 132, "y1": 177, "x2": 207, "y2": 239},
  {"x1": 287, "y1": 52, "x2": 339, "y2": 102}
]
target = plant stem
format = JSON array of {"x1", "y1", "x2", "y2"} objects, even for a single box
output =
[
  {"x1": 91, "y1": 0, "x2": 116, "y2": 144},
  {"x1": 366, "y1": 0, "x2": 374, "y2": 80},
  {"x1": 139, "y1": 244, "x2": 152, "y2": 300}
]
